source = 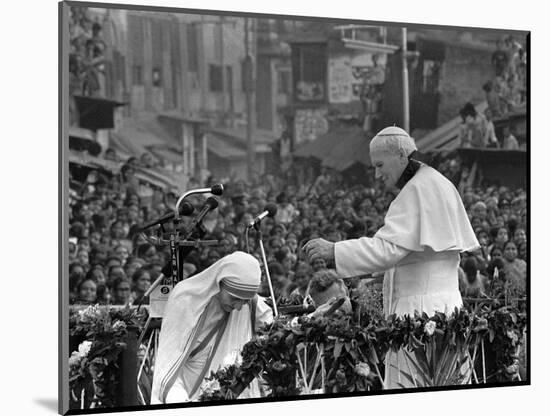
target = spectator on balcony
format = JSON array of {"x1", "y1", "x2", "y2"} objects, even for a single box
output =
[
  {"x1": 458, "y1": 103, "x2": 488, "y2": 148},
  {"x1": 483, "y1": 81, "x2": 503, "y2": 119},
  {"x1": 492, "y1": 39, "x2": 509, "y2": 78},
  {"x1": 483, "y1": 108, "x2": 500, "y2": 148},
  {"x1": 502, "y1": 126, "x2": 520, "y2": 150}
]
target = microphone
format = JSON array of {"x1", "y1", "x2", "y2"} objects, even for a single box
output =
[
  {"x1": 140, "y1": 201, "x2": 195, "y2": 230},
  {"x1": 185, "y1": 196, "x2": 219, "y2": 238},
  {"x1": 175, "y1": 184, "x2": 224, "y2": 215},
  {"x1": 247, "y1": 203, "x2": 278, "y2": 228}
]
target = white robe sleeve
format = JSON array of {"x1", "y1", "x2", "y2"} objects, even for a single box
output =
[{"x1": 334, "y1": 236, "x2": 410, "y2": 278}]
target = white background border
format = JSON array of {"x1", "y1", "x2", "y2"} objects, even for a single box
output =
[{"x1": 1, "y1": 0, "x2": 546, "y2": 415}]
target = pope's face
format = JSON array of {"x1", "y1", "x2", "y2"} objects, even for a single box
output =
[{"x1": 370, "y1": 148, "x2": 407, "y2": 189}]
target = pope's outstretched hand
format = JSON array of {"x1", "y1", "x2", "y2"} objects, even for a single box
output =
[{"x1": 303, "y1": 238, "x2": 335, "y2": 264}]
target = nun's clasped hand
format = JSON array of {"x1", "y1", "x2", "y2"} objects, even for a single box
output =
[{"x1": 302, "y1": 238, "x2": 335, "y2": 264}]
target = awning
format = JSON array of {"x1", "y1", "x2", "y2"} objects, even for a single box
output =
[
  {"x1": 293, "y1": 127, "x2": 372, "y2": 171},
  {"x1": 68, "y1": 150, "x2": 184, "y2": 193},
  {"x1": 206, "y1": 126, "x2": 278, "y2": 153},
  {"x1": 206, "y1": 134, "x2": 246, "y2": 160},
  {"x1": 110, "y1": 114, "x2": 179, "y2": 159},
  {"x1": 148, "y1": 145, "x2": 184, "y2": 166},
  {"x1": 68, "y1": 126, "x2": 102, "y2": 156},
  {"x1": 73, "y1": 95, "x2": 126, "y2": 131},
  {"x1": 68, "y1": 150, "x2": 120, "y2": 174}
]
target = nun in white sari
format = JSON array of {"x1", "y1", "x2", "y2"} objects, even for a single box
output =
[
  {"x1": 151, "y1": 251, "x2": 273, "y2": 404},
  {"x1": 304, "y1": 127, "x2": 479, "y2": 389}
]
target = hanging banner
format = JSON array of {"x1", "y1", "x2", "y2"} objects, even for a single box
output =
[
  {"x1": 294, "y1": 108, "x2": 329, "y2": 145},
  {"x1": 328, "y1": 56, "x2": 353, "y2": 103}
]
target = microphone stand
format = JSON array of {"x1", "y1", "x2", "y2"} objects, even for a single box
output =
[{"x1": 254, "y1": 224, "x2": 278, "y2": 317}]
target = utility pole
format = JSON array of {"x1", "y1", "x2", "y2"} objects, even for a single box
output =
[
  {"x1": 244, "y1": 17, "x2": 255, "y2": 181},
  {"x1": 401, "y1": 27, "x2": 410, "y2": 133},
  {"x1": 219, "y1": 16, "x2": 226, "y2": 120}
]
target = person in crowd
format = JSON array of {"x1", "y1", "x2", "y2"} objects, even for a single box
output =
[
  {"x1": 86, "y1": 265, "x2": 107, "y2": 287},
  {"x1": 502, "y1": 240, "x2": 527, "y2": 296},
  {"x1": 303, "y1": 126, "x2": 478, "y2": 389},
  {"x1": 488, "y1": 226, "x2": 509, "y2": 254},
  {"x1": 75, "y1": 278, "x2": 98, "y2": 305},
  {"x1": 289, "y1": 261, "x2": 313, "y2": 299},
  {"x1": 309, "y1": 269, "x2": 352, "y2": 314},
  {"x1": 112, "y1": 277, "x2": 132, "y2": 305},
  {"x1": 459, "y1": 257, "x2": 488, "y2": 298},
  {"x1": 458, "y1": 102, "x2": 488, "y2": 148},
  {"x1": 490, "y1": 245, "x2": 504, "y2": 262},
  {"x1": 131, "y1": 268, "x2": 152, "y2": 305},
  {"x1": 502, "y1": 125, "x2": 520, "y2": 150},
  {"x1": 151, "y1": 252, "x2": 273, "y2": 403}
]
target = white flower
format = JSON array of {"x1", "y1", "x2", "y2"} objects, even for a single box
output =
[
  {"x1": 290, "y1": 317, "x2": 300, "y2": 328},
  {"x1": 424, "y1": 320, "x2": 437, "y2": 336},
  {"x1": 354, "y1": 362, "x2": 371, "y2": 378},
  {"x1": 507, "y1": 330, "x2": 519, "y2": 343},
  {"x1": 112, "y1": 320, "x2": 127, "y2": 331},
  {"x1": 200, "y1": 379, "x2": 221, "y2": 395},
  {"x1": 69, "y1": 352, "x2": 81, "y2": 368},
  {"x1": 78, "y1": 304, "x2": 102, "y2": 320},
  {"x1": 78, "y1": 340, "x2": 93, "y2": 358}
]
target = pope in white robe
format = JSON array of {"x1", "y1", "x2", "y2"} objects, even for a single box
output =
[{"x1": 304, "y1": 126, "x2": 479, "y2": 389}]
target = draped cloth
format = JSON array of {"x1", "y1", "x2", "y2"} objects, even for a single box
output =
[
  {"x1": 151, "y1": 251, "x2": 272, "y2": 404},
  {"x1": 334, "y1": 165, "x2": 479, "y2": 389}
]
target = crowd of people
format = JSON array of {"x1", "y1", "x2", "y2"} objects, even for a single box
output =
[
  {"x1": 68, "y1": 6, "x2": 107, "y2": 126},
  {"x1": 458, "y1": 35, "x2": 526, "y2": 150},
  {"x1": 68, "y1": 147, "x2": 527, "y2": 312}
]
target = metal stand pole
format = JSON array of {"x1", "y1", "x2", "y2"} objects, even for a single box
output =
[{"x1": 257, "y1": 230, "x2": 278, "y2": 317}]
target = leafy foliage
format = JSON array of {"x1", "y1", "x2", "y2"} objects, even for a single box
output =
[
  {"x1": 199, "y1": 300, "x2": 526, "y2": 401},
  {"x1": 69, "y1": 305, "x2": 143, "y2": 409}
]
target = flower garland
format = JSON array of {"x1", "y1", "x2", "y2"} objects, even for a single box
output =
[
  {"x1": 199, "y1": 300, "x2": 526, "y2": 401},
  {"x1": 69, "y1": 305, "x2": 142, "y2": 409}
]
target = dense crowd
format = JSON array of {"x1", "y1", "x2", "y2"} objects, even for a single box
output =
[{"x1": 68, "y1": 148, "x2": 527, "y2": 311}]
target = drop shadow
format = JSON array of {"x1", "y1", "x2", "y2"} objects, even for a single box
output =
[{"x1": 34, "y1": 398, "x2": 58, "y2": 413}]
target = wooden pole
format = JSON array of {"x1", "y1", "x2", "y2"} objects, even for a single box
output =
[{"x1": 244, "y1": 17, "x2": 255, "y2": 181}]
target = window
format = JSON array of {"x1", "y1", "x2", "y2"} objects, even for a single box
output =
[
  {"x1": 277, "y1": 70, "x2": 291, "y2": 94},
  {"x1": 209, "y1": 65, "x2": 234, "y2": 92},
  {"x1": 225, "y1": 66, "x2": 233, "y2": 92},
  {"x1": 291, "y1": 43, "x2": 327, "y2": 103},
  {"x1": 132, "y1": 65, "x2": 143, "y2": 85},
  {"x1": 152, "y1": 67, "x2": 162, "y2": 87},
  {"x1": 241, "y1": 57, "x2": 253, "y2": 92},
  {"x1": 209, "y1": 65, "x2": 223, "y2": 92},
  {"x1": 187, "y1": 24, "x2": 198, "y2": 72},
  {"x1": 422, "y1": 60, "x2": 441, "y2": 94}
]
